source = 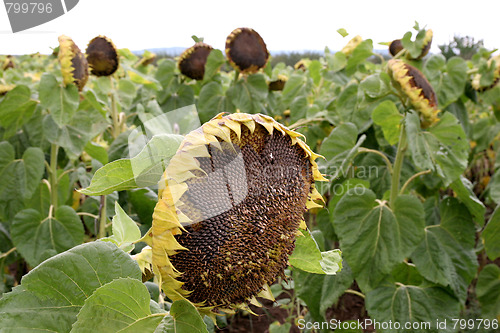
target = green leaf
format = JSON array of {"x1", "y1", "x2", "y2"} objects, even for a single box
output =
[
  {"x1": 0, "y1": 242, "x2": 141, "y2": 332},
  {"x1": 203, "y1": 49, "x2": 225, "y2": 81},
  {"x1": 0, "y1": 143, "x2": 45, "y2": 222},
  {"x1": 366, "y1": 283, "x2": 460, "y2": 332},
  {"x1": 197, "y1": 81, "x2": 233, "y2": 123},
  {"x1": 71, "y1": 278, "x2": 166, "y2": 332},
  {"x1": 154, "y1": 299, "x2": 209, "y2": 333},
  {"x1": 103, "y1": 202, "x2": 142, "y2": 252},
  {"x1": 39, "y1": 73, "x2": 79, "y2": 127},
  {"x1": 372, "y1": 100, "x2": 403, "y2": 145},
  {"x1": 319, "y1": 122, "x2": 358, "y2": 172},
  {"x1": 405, "y1": 111, "x2": 469, "y2": 186},
  {"x1": 269, "y1": 322, "x2": 292, "y2": 333},
  {"x1": 483, "y1": 205, "x2": 500, "y2": 260},
  {"x1": 226, "y1": 73, "x2": 268, "y2": 113},
  {"x1": 333, "y1": 190, "x2": 425, "y2": 291},
  {"x1": 345, "y1": 39, "x2": 373, "y2": 74},
  {"x1": 80, "y1": 134, "x2": 183, "y2": 195},
  {"x1": 294, "y1": 268, "x2": 328, "y2": 322},
  {"x1": 489, "y1": 169, "x2": 500, "y2": 204},
  {"x1": 450, "y1": 176, "x2": 485, "y2": 225},
  {"x1": 127, "y1": 68, "x2": 161, "y2": 90},
  {"x1": 11, "y1": 206, "x2": 84, "y2": 267},
  {"x1": 337, "y1": 28, "x2": 349, "y2": 37},
  {"x1": 128, "y1": 188, "x2": 157, "y2": 226},
  {"x1": 309, "y1": 60, "x2": 322, "y2": 86},
  {"x1": 410, "y1": 197, "x2": 477, "y2": 303},
  {"x1": 359, "y1": 73, "x2": 391, "y2": 99},
  {"x1": 319, "y1": 262, "x2": 354, "y2": 318},
  {"x1": 289, "y1": 229, "x2": 342, "y2": 275},
  {"x1": 84, "y1": 141, "x2": 108, "y2": 165},
  {"x1": 476, "y1": 264, "x2": 500, "y2": 319},
  {"x1": 0, "y1": 85, "x2": 37, "y2": 138},
  {"x1": 281, "y1": 73, "x2": 308, "y2": 106}
]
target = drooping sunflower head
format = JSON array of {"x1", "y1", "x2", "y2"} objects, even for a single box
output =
[
  {"x1": 268, "y1": 74, "x2": 288, "y2": 91},
  {"x1": 413, "y1": 29, "x2": 433, "y2": 60},
  {"x1": 472, "y1": 54, "x2": 500, "y2": 92},
  {"x1": 294, "y1": 59, "x2": 311, "y2": 71},
  {"x1": 151, "y1": 113, "x2": 326, "y2": 314},
  {"x1": 225, "y1": 28, "x2": 269, "y2": 74},
  {"x1": 387, "y1": 59, "x2": 439, "y2": 127},
  {"x1": 341, "y1": 35, "x2": 363, "y2": 56},
  {"x1": 85, "y1": 36, "x2": 119, "y2": 77},
  {"x1": 389, "y1": 39, "x2": 404, "y2": 57},
  {"x1": 178, "y1": 43, "x2": 214, "y2": 80},
  {"x1": 57, "y1": 35, "x2": 89, "y2": 91}
]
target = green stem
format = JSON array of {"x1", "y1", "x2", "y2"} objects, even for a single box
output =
[
  {"x1": 109, "y1": 77, "x2": 120, "y2": 139},
  {"x1": 400, "y1": 169, "x2": 431, "y2": 194},
  {"x1": 345, "y1": 289, "x2": 365, "y2": 299},
  {"x1": 0, "y1": 247, "x2": 16, "y2": 259},
  {"x1": 233, "y1": 69, "x2": 240, "y2": 85},
  {"x1": 49, "y1": 143, "x2": 59, "y2": 211},
  {"x1": 288, "y1": 117, "x2": 325, "y2": 130},
  {"x1": 357, "y1": 148, "x2": 393, "y2": 174},
  {"x1": 390, "y1": 123, "x2": 407, "y2": 207},
  {"x1": 98, "y1": 195, "x2": 107, "y2": 239}
]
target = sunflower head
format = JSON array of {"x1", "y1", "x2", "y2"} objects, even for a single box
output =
[
  {"x1": 294, "y1": 59, "x2": 311, "y2": 71},
  {"x1": 151, "y1": 113, "x2": 326, "y2": 314},
  {"x1": 85, "y1": 36, "x2": 119, "y2": 77},
  {"x1": 387, "y1": 59, "x2": 439, "y2": 127},
  {"x1": 2, "y1": 55, "x2": 14, "y2": 70},
  {"x1": 472, "y1": 54, "x2": 500, "y2": 92},
  {"x1": 413, "y1": 29, "x2": 433, "y2": 60},
  {"x1": 268, "y1": 74, "x2": 288, "y2": 91},
  {"x1": 225, "y1": 28, "x2": 269, "y2": 74},
  {"x1": 178, "y1": 43, "x2": 214, "y2": 80},
  {"x1": 138, "y1": 51, "x2": 156, "y2": 66},
  {"x1": 58, "y1": 35, "x2": 89, "y2": 91},
  {"x1": 389, "y1": 39, "x2": 404, "y2": 57},
  {"x1": 341, "y1": 35, "x2": 363, "y2": 56}
]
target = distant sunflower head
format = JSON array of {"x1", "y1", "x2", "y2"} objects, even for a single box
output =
[
  {"x1": 85, "y1": 36, "x2": 119, "y2": 76},
  {"x1": 294, "y1": 59, "x2": 311, "y2": 71},
  {"x1": 225, "y1": 28, "x2": 269, "y2": 74},
  {"x1": 178, "y1": 43, "x2": 213, "y2": 80},
  {"x1": 387, "y1": 59, "x2": 439, "y2": 127},
  {"x1": 413, "y1": 29, "x2": 433, "y2": 60},
  {"x1": 151, "y1": 113, "x2": 326, "y2": 314},
  {"x1": 2, "y1": 55, "x2": 14, "y2": 70},
  {"x1": 389, "y1": 39, "x2": 404, "y2": 57},
  {"x1": 58, "y1": 35, "x2": 88, "y2": 91},
  {"x1": 268, "y1": 74, "x2": 288, "y2": 91},
  {"x1": 472, "y1": 55, "x2": 500, "y2": 92},
  {"x1": 341, "y1": 35, "x2": 363, "y2": 56},
  {"x1": 138, "y1": 51, "x2": 156, "y2": 66}
]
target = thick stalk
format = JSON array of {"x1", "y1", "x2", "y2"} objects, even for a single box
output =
[
  {"x1": 390, "y1": 124, "x2": 407, "y2": 207},
  {"x1": 109, "y1": 77, "x2": 120, "y2": 138},
  {"x1": 98, "y1": 195, "x2": 107, "y2": 239},
  {"x1": 50, "y1": 143, "x2": 59, "y2": 211}
]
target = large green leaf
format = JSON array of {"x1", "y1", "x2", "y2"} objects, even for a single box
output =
[
  {"x1": 197, "y1": 81, "x2": 233, "y2": 123},
  {"x1": 289, "y1": 229, "x2": 342, "y2": 275},
  {"x1": 366, "y1": 283, "x2": 460, "y2": 333},
  {"x1": 226, "y1": 73, "x2": 268, "y2": 114},
  {"x1": 345, "y1": 39, "x2": 373, "y2": 74},
  {"x1": 0, "y1": 242, "x2": 142, "y2": 332},
  {"x1": 410, "y1": 197, "x2": 477, "y2": 303},
  {"x1": 203, "y1": 49, "x2": 225, "y2": 82},
  {"x1": 80, "y1": 134, "x2": 183, "y2": 195},
  {"x1": 405, "y1": 111, "x2": 469, "y2": 186},
  {"x1": 476, "y1": 264, "x2": 500, "y2": 319},
  {"x1": 71, "y1": 278, "x2": 166, "y2": 332},
  {"x1": 0, "y1": 142, "x2": 45, "y2": 222},
  {"x1": 11, "y1": 206, "x2": 84, "y2": 267},
  {"x1": 450, "y1": 176, "x2": 485, "y2": 225},
  {"x1": 154, "y1": 299, "x2": 208, "y2": 333},
  {"x1": 333, "y1": 190, "x2": 425, "y2": 291},
  {"x1": 483, "y1": 205, "x2": 500, "y2": 260},
  {"x1": 0, "y1": 85, "x2": 37, "y2": 138},
  {"x1": 371, "y1": 100, "x2": 403, "y2": 145},
  {"x1": 39, "y1": 73, "x2": 79, "y2": 127},
  {"x1": 101, "y1": 202, "x2": 142, "y2": 252}
]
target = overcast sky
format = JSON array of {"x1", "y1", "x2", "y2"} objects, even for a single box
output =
[{"x1": 1, "y1": 0, "x2": 498, "y2": 55}]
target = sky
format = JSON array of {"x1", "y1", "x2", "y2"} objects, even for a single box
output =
[{"x1": 0, "y1": 0, "x2": 499, "y2": 55}]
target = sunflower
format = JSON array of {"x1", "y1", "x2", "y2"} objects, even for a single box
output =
[
  {"x1": 151, "y1": 113, "x2": 326, "y2": 314},
  {"x1": 389, "y1": 30, "x2": 433, "y2": 60},
  {"x1": 389, "y1": 39, "x2": 404, "y2": 57},
  {"x1": 471, "y1": 55, "x2": 500, "y2": 92},
  {"x1": 225, "y1": 28, "x2": 269, "y2": 74},
  {"x1": 85, "y1": 36, "x2": 119, "y2": 76},
  {"x1": 58, "y1": 35, "x2": 88, "y2": 91},
  {"x1": 268, "y1": 74, "x2": 288, "y2": 91},
  {"x1": 387, "y1": 59, "x2": 439, "y2": 127},
  {"x1": 341, "y1": 35, "x2": 363, "y2": 56},
  {"x1": 178, "y1": 43, "x2": 214, "y2": 80}
]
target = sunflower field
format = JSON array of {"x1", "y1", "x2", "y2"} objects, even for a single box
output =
[{"x1": 0, "y1": 23, "x2": 499, "y2": 333}]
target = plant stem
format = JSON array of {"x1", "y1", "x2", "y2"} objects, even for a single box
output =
[
  {"x1": 357, "y1": 148, "x2": 393, "y2": 174},
  {"x1": 390, "y1": 123, "x2": 407, "y2": 207},
  {"x1": 0, "y1": 247, "x2": 16, "y2": 259},
  {"x1": 233, "y1": 69, "x2": 240, "y2": 85},
  {"x1": 109, "y1": 77, "x2": 120, "y2": 139},
  {"x1": 288, "y1": 117, "x2": 326, "y2": 130},
  {"x1": 345, "y1": 289, "x2": 365, "y2": 299},
  {"x1": 98, "y1": 195, "x2": 107, "y2": 239},
  {"x1": 49, "y1": 143, "x2": 59, "y2": 211},
  {"x1": 400, "y1": 169, "x2": 431, "y2": 194}
]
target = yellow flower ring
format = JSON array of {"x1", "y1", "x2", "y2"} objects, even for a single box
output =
[
  {"x1": 388, "y1": 59, "x2": 440, "y2": 127},
  {"x1": 178, "y1": 43, "x2": 214, "y2": 80},
  {"x1": 225, "y1": 28, "x2": 269, "y2": 74},
  {"x1": 58, "y1": 35, "x2": 88, "y2": 91},
  {"x1": 472, "y1": 55, "x2": 500, "y2": 92},
  {"x1": 85, "y1": 35, "x2": 119, "y2": 77},
  {"x1": 151, "y1": 113, "x2": 326, "y2": 315}
]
